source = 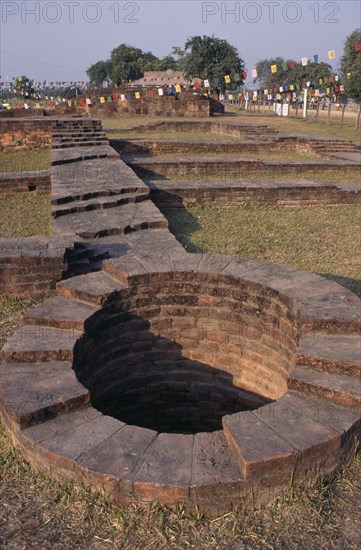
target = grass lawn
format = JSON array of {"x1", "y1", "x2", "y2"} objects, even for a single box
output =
[
  {"x1": 164, "y1": 204, "x2": 361, "y2": 297},
  {"x1": 0, "y1": 194, "x2": 52, "y2": 237},
  {"x1": 0, "y1": 147, "x2": 51, "y2": 173}
]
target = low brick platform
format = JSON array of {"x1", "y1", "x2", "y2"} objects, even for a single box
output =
[
  {"x1": 0, "y1": 117, "x2": 360, "y2": 514},
  {"x1": 147, "y1": 178, "x2": 360, "y2": 207}
]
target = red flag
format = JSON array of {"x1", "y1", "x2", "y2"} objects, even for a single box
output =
[
  {"x1": 354, "y1": 43, "x2": 361, "y2": 52},
  {"x1": 242, "y1": 71, "x2": 247, "y2": 79},
  {"x1": 289, "y1": 60, "x2": 296, "y2": 69},
  {"x1": 329, "y1": 76, "x2": 334, "y2": 83}
]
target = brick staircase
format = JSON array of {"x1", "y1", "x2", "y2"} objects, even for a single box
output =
[{"x1": 51, "y1": 119, "x2": 109, "y2": 149}]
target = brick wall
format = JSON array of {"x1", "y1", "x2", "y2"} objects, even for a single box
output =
[{"x1": 0, "y1": 119, "x2": 52, "y2": 151}]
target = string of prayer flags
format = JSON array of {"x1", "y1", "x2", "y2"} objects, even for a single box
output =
[
  {"x1": 224, "y1": 75, "x2": 231, "y2": 83},
  {"x1": 271, "y1": 65, "x2": 277, "y2": 74},
  {"x1": 328, "y1": 50, "x2": 335, "y2": 60},
  {"x1": 301, "y1": 57, "x2": 308, "y2": 66}
]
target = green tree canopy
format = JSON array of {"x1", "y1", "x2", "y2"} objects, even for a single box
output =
[
  {"x1": 340, "y1": 29, "x2": 361, "y2": 103},
  {"x1": 182, "y1": 35, "x2": 245, "y2": 89},
  {"x1": 345, "y1": 55, "x2": 361, "y2": 103},
  {"x1": 340, "y1": 29, "x2": 361, "y2": 76},
  {"x1": 255, "y1": 58, "x2": 332, "y2": 90},
  {"x1": 87, "y1": 61, "x2": 109, "y2": 86},
  {"x1": 14, "y1": 76, "x2": 35, "y2": 99}
]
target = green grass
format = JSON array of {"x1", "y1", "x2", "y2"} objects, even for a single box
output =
[
  {"x1": 0, "y1": 147, "x2": 51, "y2": 173},
  {"x1": 0, "y1": 194, "x2": 52, "y2": 237},
  {"x1": 164, "y1": 204, "x2": 361, "y2": 297}
]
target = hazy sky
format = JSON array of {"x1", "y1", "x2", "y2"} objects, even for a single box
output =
[{"x1": 1, "y1": 0, "x2": 360, "y2": 83}]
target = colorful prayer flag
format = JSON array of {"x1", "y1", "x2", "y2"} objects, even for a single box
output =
[
  {"x1": 175, "y1": 84, "x2": 181, "y2": 93},
  {"x1": 271, "y1": 65, "x2": 277, "y2": 73},
  {"x1": 328, "y1": 50, "x2": 335, "y2": 60},
  {"x1": 100, "y1": 96, "x2": 105, "y2": 103},
  {"x1": 301, "y1": 57, "x2": 308, "y2": 66},
  {"x1": 313, "y1": 54, "x2": 319, "y2": 63},
  {"x1": 355, "y1": 43, "x2": 361, "y2": 52},
  {"x1": 224, "y1": 75, "x2": 231, "y2": 83},
  {"x1": 251, "y1": 69, "x2": 257, "y2": 78}
]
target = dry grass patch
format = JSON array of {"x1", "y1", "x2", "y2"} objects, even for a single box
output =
[
  {"x1": 0, "y1": 147, "x2": 51, "y2": 173},
  {"x1": 0, "y1": 194, "x2": 52, "y2": 237}
]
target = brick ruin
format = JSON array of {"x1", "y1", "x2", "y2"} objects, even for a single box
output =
[{"x1": 0, "y1": 117, "x2": 360, "y2": 514}]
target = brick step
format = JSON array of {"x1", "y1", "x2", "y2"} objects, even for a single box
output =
[
  {"x1": 2, "y1": 326, "x2": 81, "y2": 363},
  {"x1": 52, "y1": 201, "x2": 168, "y2": 239},
  {"x1": 52, "y1": 130, "x2": 106, "y2": 137},
  {"x1": 223, "y1": 390, "x2": 360, "y2": 480},
  {"x1": 57, "y1": 271, "x2": 126, "y2": 305},
  {"x1": 51, "y1": 145, "x2": 119, "y2": 165},
  {"x1": 52, "y1": 140, "x2": 109, "y2": 150},
  {"x1": 52, "y1": 186, "x2": 147, "y2": 205},
  {"x1": 52, "y1": 135, "x2": 108, "y2": 142},
  {"x1": 0, "y1": 361, "x2": 90, "y2": 429},
  {"x1": 52, "y1": 193, "x2": 148, "y2": 217},
  {"x1": 24, "y1": 296, "x2": 98, "y2": 330},
  {"x1": 288, "y1": 366, "x2": 361, "y2": 411},
  {"x1": 297, "y1": 331, "x2": 361, "y2": 376}
]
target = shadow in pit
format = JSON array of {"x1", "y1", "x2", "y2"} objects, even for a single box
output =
[{"x1": 73, "y1": 311, "x2": 271, "y2": 435}]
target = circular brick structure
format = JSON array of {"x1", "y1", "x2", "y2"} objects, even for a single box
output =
[
  {"x1": 73, "y1": 272, "x2": 299, "y2": 434},
  {"x1": 0, "y1": 118, "x2": 360, "y2": 515}
]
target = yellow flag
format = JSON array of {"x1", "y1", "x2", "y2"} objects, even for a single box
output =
[
  {"x1": 100, "y1": 96, "x2": 106, "y2": 103},
  {"x1": 328, "y1": 50, "x2": 335, "y2": 60},
  {"x1": 224, "y1": 75, "x2": 231, "y2": 83},
  {"x1": 264, "y1": 89, "x2": 268, "y2": 95},
  {"x1": 135, "y1": 92, "x2": 141, "y2": 99},
  {"x1": 271, "y1": 65, "x2": 277, "y2": 73},
  {"x1": 347, "y1": 72, "x2": 352, "y2": 79},
  {"x1": 35, "y1": 103, "x2": 41, "y2": 109},
  {"x1": 276, "y1": 93, "x2": 281, "y2": 100},
  {"x1": 67, "y1": 100, "x2": 72, "y2": 107},
  {"x1": 290, "y1": 84, "x2": 294, "y2": 91},
  {"x1": 319, "y1": 78, "x2": 323, "y2": 85},
  {"x1": 175, "y1": 84, "x2": 181, "y2": 93},
  {"x1": 326, "y1": 88, "x2": 330, "y2": 94}
]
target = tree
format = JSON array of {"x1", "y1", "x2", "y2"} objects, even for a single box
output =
[
  {"x1": 13, "y1": 76, "x2": 35, "y2": 99},
  {"x1": 345, "y1": 55, "x2": 361, "y2": 103},
  {"x1": 87, "y1": 61, "x2": 109, "y2": 86},
  {"x1": 340, "y1": 29, "x2": 361, "y2": 76},
  {"x1": 340, "y1": 29, "x2": 361, "y2": 103},
  {"x1": 109, "y1": 44, "x2": 149, "y2": 86},
  {"x1": 182, "y1": 35, "x2": 245, "y2": 90}
]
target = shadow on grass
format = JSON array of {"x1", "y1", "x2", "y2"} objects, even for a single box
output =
[{"x1": 161, "y1": 206, "x2": 202, "y2": 252}]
